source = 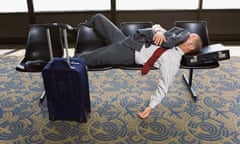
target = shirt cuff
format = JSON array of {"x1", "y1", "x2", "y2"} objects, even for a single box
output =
[
  {"x1": 149, "y1": 94, "x2": 163, "y2": 109},
  {"x1": 152, "y1": 24, "x2": 167, "y2": 33}
]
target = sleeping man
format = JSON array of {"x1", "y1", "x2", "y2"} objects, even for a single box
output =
[{"x1": 75, "y1": 13, "x2": 202, "y2": 119}]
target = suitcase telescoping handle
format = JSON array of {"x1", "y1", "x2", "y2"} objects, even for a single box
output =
[
  {"x1": 46, "y1": 28, "x2": 54, "y2": 62},
  {"x1": 46, "y1": 24, "x2": 71, "y2": 65},
  {"x1": 63, "y1": 28, "x2": 70, "y2": 65}
]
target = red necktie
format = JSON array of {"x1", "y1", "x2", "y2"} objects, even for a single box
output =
[{"x1": 141, "y1": 47, "x2": 167, "y2": 75}]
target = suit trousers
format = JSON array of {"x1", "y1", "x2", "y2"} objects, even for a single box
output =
[{"x1": 76, "y1": 13, "x2": 135, "y2": 66}]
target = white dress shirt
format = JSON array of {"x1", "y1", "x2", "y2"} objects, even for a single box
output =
[{"x1": 135, "y1": 24, "x2": 184, "y2": 109}]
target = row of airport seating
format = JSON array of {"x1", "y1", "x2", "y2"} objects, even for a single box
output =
[{"x1": 15, "y1": 20, "x2": 229, "y2": 100}]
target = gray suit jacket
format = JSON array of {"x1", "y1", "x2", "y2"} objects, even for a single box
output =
[
  {"x1": 122, "y1": 27, "x2": 190, "y2": 51},
  {"x1": 122, "y1": 28, "x2": 153, "y2": 51}
]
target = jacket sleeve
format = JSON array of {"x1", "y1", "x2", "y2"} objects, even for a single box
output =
[
  {"x1": 136, "y1": 28, "x2": 154, "y2": 48},
  {"x1": 162, "y1": 27, "x2": 190, "y2": 49}
]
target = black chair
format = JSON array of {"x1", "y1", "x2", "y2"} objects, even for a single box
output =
[
  {"x1": 16, "y1": 23, "x2": 64, "y2": 72},
  {"x1": 74, "y1": 23, "x2": 112, "y2": 71},
  {"x1": 16, "y1": 23, "x2": 68, "y2": 103},
  {"x1": 120, "y1": 21, "x2": 153, "y2": 36},
  {"x1": 175, "y1": 21, "x2": 221, "y2": 100},
  {"x1": 120, "y1": 21, "x2": 154, "y2": 70}
]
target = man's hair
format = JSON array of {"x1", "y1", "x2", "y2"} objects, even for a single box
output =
[{"x1": 189, "y1": 34, "x2": 203, "y2": 54}]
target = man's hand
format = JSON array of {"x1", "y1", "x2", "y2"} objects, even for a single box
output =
[
  {"x1": 152, "y1": 31, "x2": 166, "y2": 46},
  {"x1": 137, "y1": 106, "x2": 153, "y2": 119}
]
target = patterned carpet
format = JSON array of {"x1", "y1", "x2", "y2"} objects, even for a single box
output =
[{"x1": 0, "y1": 55, "x2": 240, "y2": 144}]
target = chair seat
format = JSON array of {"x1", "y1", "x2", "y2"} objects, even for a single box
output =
[
  {"x1": 120, "y1": 64, "x2": 158, "y2": 70},
  {"x1": 16, "y1": 58, "x2": 48, "y2": 72},
  {"x1": 87, "y1": 65, "x2": 112, "y2": 71}
]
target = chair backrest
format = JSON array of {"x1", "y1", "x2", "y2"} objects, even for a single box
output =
[
  {"x1": 25, "y1": 23, "x2": 64, "y2": 61},
  {"x1": 174, "y1": 21, "x2": 209, "y2": 47},
  {"x1": 73, "y1": 21, "x2": 154, "y2": 69},
  {"x1": 120, "y1": 21, "x2": 153, "y2": 36},
  {"x1": 74, "y1": 22, "x2": 153, "y2": 57},
  {"x1": 75, "y1": 23, "x2": 107, "y2": 55}
]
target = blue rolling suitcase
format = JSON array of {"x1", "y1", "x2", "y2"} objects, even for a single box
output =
[{"x1": 42, "y1": 25, "x2": 90, "y2": 122}]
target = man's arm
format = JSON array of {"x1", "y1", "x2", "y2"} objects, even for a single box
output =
[{"x1": 138, "y1": 48, "x2": 183, "y2": 119}]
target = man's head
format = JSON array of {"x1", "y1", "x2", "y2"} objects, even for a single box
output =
[{"x1": 178, "y1": 33, "x2": 202, "y2": 54}]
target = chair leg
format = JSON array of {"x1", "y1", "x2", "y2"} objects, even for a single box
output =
[
  {"x1": 182, "y1": 69, "x2": 197, "y2": 101},
  {"x1": 40, "y1": 91, "x2": 46, "y2": 103}
]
